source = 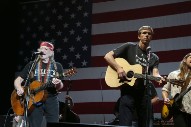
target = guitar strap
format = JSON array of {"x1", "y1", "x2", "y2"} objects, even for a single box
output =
[
  {"x1": 30, "y1": 56, "x2": 41, "y2": 81},
  {"x1": 181, "y1": 72, "x2": 191, "y2": 92},
  {"x1": 51, "y1": 56, "x2": 59, "y2": 78}
]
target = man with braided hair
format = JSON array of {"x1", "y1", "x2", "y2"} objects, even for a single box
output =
[{"x1": 14, "y1": 41, "x2": 64, "y2": 127}]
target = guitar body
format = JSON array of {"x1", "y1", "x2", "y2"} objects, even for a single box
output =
[
  {"x1": 161, "y1": 99, "x2": 174, "y2": 121},
  {"x1": 105, "y1": 58, "x2": 142, "y2": 87},
  {"x1": 11, "y1": 81, "x2": 44, "y2": 115},
  {"x1": 161, "y1": 93, "x2": 184, "y2": 121}
]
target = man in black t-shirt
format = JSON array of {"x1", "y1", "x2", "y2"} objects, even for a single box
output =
[{"x1": 104, "y1": 26, "x2": 163, "y2": 127}]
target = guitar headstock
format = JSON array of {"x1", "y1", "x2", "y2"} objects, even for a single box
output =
[{"x1": 63, "y1": 67, "x2": 77, "y2": 77}]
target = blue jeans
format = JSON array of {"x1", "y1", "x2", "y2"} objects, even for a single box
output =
[{"x1": 28, "y1": 95, "x2": 59, "y2": 127}]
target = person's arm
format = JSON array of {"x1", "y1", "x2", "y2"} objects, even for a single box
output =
[
  {"x1": 104, "y1": 51, "x2": 120, "y2": 70},
  {"x1": 151, "y1": 96, "x2": 160, "y2": 105},
  {"x1": 161, "y1": 71, "x2": 175, "y2": 104},
  {"x1": 104, "y1": 51, "x2": 126, "y2": 78},
  {"x1": 152, "y1": 68, "x2": 160, "y2": 77},
  {"x1": 152, "y1": 67, "x2": 165, "y2": 84},
  {"x1": 162, "y1": 90, "x2": 170, "y2": 104},
  {"x1": 54, "y1": 62, "x2": 64, "y2": 90},
  {"x1": 14, "y1": 76, "x2": 24, "y2": 96},
  {"x1": 52, "y1": 78, "x2": 64, "y2": 90},
  {"x1": 150, "y1": 82, "x2": 160, "y2": 105}
]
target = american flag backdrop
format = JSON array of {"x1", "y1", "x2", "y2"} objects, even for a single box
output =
[{"x1": 16, "y1": 0, "x2": 191, "y2": 124}]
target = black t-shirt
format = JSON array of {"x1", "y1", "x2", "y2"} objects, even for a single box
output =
[
  {"x1": 113, "y1": 42, "x2": 159, "y2": 96},
  {"x1": 18, "y1": 60, "x2": 64, "y2": 95}
]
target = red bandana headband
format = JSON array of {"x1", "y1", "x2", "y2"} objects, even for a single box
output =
[{"x1": 40, "y1": 41, "x2": 54, "y2": 51}]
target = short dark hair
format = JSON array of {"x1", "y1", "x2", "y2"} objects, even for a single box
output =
[{"x1": 138, "y1": 26, "x2": 154, "y2": 35}]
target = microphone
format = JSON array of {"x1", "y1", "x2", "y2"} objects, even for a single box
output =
[
  {"x1": 146, "y1": 46, "x2": 151, "y2": 53},
  {"x1": 146, "y1": 46, "x2": 151, "y2": 62},
  {"x1": 33, "y1": 51, "x2": 44, "y2": 55}
]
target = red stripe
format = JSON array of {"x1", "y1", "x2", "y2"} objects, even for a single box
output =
[
  {"x1": 91, "y1": 49, "x2": 191, "y2": 67},
  {"x1": 91, "y1": 57, "x2": 107, "y2": 67},
  {"x1": 153, "y1": 100, "x2": 164, "y2": 113},
  {"x1": 72, "y1": 102, "x2": 115, "y2": 114},
  {"x1": 69, "y1": 101, "x2": 164, "y2": 114},
  {"x1": 61, "y1": 79, "x2": 117, "y2": 91},
  {"x1": 155, "y1": 49, "x2": 191, "y2": 63},
  {"x1": 92, "y1": 24, "x2": 191, "y2": 45},
  {"x1": 92, "y1": 1, "x2": 191, "y2": 24}
]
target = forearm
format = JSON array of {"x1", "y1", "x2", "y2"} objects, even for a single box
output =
[
  {"x1": 162, "y1": 90, "x2": 169, "y2": 99},
  {"x1": 162, "y1": 90, "x2": 171, "y2": 105},
  {"x1": 56, "y1": 82, "x2": 64, "y2": 90},
  {"x1": 104, "y1": 51, "x2": 121, "y2": 71},
  {"x1": 152, "y1": 68, "x2": 161, "y2": 77},
  {"x1": 14, "y1": 76, "x2": 24, "y2": 90},
  {"x1": 151, "y1": 96, "x2": 160, "y2": 105},
  {"x1": 14, "y1": 76, "x2": 25, "y2": 96}
]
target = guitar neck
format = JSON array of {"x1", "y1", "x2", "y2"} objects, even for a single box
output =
[
  {"x1": 134, "y1": 74, "x2": 183, "y2": 84},
  {"x1": 175, "y1": 86, "x2": 191, "y2": 102},
  {"x1": 134, "y1": 73, "x2": 161, "y2": 81},
  {"x1": 32, "y1": 81, "x2": 54, "y2": 94}
]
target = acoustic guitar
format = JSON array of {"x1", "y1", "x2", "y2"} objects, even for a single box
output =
[
  {"x1": 11, "y1": 67, "x2": 77, "y2": 116},
  {"x1": 105, "y1": 58, "x2": 183, "y2": 87},
  {"x1": 161, "y1": 86, "x2": 191, "y2": 121}
]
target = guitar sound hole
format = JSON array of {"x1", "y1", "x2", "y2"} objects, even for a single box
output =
[{"x1": 127, "y1": 71, "x2": 134, "y2": 78}]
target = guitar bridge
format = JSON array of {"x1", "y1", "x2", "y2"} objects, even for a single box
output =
[{"x1": 119, "y1": 78, "x2": 131, "y2": 83}]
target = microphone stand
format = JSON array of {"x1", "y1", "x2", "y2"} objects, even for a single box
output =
[
  {"x1": 62, "y1": 77, "x2": 73, "y2": 122},
  {"x1": 145, "y1": 47, "x2": 153, "y2": 127},
  {"x1": 22, "y1": 54, "x2": 40, "y2": 127}
]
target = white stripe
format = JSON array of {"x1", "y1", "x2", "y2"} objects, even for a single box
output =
[
  {"x1": 158, "y1": 62, "x2": 180, "y2": 76},
  {"x1": 93, "y1": 0, "x2": 189, "y2": 14},
  {"x1": 58, "y1": 88, "x2": 169, "y2": 103},
  {"x1": 79, "y1": 114, "x2": 116, "y2": 124},
  {"x1": 154, "y1": 113, "x2": 162, "y2": 119},
  {"x1": 58, "y1": 90, "x2": 120, "y2": 103},
  {"x1": 78, "y1": 114, "x2": 163, "y2": 124},
  {"x1": 92, "y1": 43, "x2": 122, "y2": 57},
  {"x1": 66, "y1": 66, "x2": 106, "y2": 80},
  {"x1": 92, "y1": 13, "x2": 191, "y2": 34},
  {"x1": 156, "y1": 88, "x2": 163, "y2": 100},
  {"x1": 68, "y1": 62, "x2": 180, "y2": 80},
  {"x1": 92, "y1": 36, "x2": 191, "y2": 56}
]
